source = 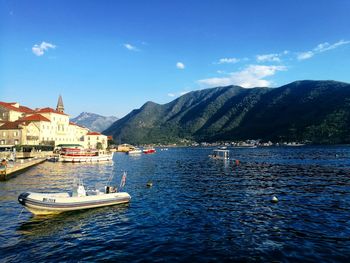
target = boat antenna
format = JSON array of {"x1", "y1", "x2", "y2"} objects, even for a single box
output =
[{"x1": 107, "y1": 172, "x2": 114, "y2": 186}]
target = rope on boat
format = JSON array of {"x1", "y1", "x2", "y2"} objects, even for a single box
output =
[{"x1": 18, "y1": 207, "x2": 25, "y2": 219}]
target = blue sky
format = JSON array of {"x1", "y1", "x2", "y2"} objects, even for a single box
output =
[{"x1": 1, "y1": 0, "x2": 350, "y2": 118}]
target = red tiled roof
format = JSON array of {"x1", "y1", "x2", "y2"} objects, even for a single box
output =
[
  {"x1": 18, "y1": 114, "x2": 50, "y2": 122},
  {"x1": 86, "y1": 132, "x2": 101, "y2": 135},
  {"x1": 0, "y1": 101, "x2": 34, "y2": 113},
  {"x1": 18, "y1": 105, "x2": 34, "y2": 113},
  {"x1": 35, "y1": 107, "x2": 68, "y2": 116},
  {"x1": 0, "y1": 121, "x2": 30, "y2": 130}
]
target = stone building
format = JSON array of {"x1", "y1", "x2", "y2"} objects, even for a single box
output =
[{"x1": 85, "y1": 132, "x2": 107, "y2": 149}]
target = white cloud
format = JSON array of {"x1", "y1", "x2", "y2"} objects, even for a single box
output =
[
  {"x1": 256, "y1": 50, "x2": 290, "y2": 63},
  {"x1": 124, "y1": 43, "x2": 139, "y2": 51},
  {"x1": 176, "y1": 62, "x2": 185, "y2": 69},
  {"x1": 297, "y1": 51, "x2": 314, "y2": 60},
  {"x1": 167, "y1": 90, "x2": 190, "y2": 98},
  {"x1": 315, "y1": 40, "x2": 350, "y2": 52},
  {"x1": 217, "y1": 57, "x2": 240, "y2": 64},
  {"x1": 256, "y1": 53, "x2": 281, "y2": 62},
  {"x1": 198, "y1": 64, "x2": 287, "y2": 88},
  {"x1": 32, "y1": 41, "x2": 56, "y2": 56},
  {"x1": 297, "y1": 40, "x2": 350, "y2": 60}
]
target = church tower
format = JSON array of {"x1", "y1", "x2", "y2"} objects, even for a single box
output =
[{"x1": 56, "y1": 95, "x2": 64, "y2": 113}]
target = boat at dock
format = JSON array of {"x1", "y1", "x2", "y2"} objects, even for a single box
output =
[
  {"x1": 58, "y1": 147, "x2": 114, "y2": 162},
  {"x1": 18, "y1": 174, "x2": 131, "y2": 215},
  {"x1": 127, "y1": 147, "x2": 142, "y2": 155},
  {"x1": 143, "y1": 147, "x2": 156, "y2": 154},
  {"x1": 209, "y1": 148, "x2": 230, "y2": 160},
  {"x1": 232, "y1": 145, "x2": 257, "y2": 149}
]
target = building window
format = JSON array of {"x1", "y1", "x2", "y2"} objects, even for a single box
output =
[
  {"x1": 0, "y1": 140, "x2": 5, "y2": 145},
  {"x1": 2, "y1": 132, "x2": 5, "y2": 136},
  {"x1": 14, "y1": 139, "x2": 19, "y2": 145},
  {"x1": 14, "y1": 131, "x2": 18, "y2": 136}
]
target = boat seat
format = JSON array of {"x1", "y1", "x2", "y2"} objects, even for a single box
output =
[{"x1": 86, "y1": 189, "x2": 101, "y2": 196}]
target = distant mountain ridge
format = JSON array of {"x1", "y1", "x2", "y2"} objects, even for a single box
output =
[
  {"x1": 103, "y1": 80, "x2": 350, "y2": 144},
  {"x1": 71, "y1": 112, "x2": 118, "y2": 132}
]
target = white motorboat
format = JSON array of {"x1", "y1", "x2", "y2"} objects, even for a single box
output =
[
  {"x1": 127, "y1": 147, "x2": 142, "y2": 155},
  {"x1": 18, "y1": 175, "x2": 130, "y2": 215},
  {"x1": 209, "y1": 148, "x2": 230, "y2": 160}
]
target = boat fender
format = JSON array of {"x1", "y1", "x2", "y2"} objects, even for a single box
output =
[{"x1": 18, "y1": 193, "x2": 30, "y2": 205}]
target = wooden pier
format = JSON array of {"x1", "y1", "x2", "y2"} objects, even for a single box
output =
[{"x1": 0, "y1": 158, "x2": 47, "y2": 181}]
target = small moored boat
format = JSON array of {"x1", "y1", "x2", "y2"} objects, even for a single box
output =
[
  {"x1": 209, "y1": 148, "x2": 230, "y2": 160},
  {"x1": 143, "y1": 147, "x2": 156, "y2": 154},
  {"x1": 127, "y1": 147, "x2": 142, "y2": 155},
  {"x1": 18, "y1": 174, "x2": 130, "y2": 215}
]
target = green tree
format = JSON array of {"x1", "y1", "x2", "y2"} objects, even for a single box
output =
[{"x1": 96, "y1": 142, "x2": 103, "y2": 150}]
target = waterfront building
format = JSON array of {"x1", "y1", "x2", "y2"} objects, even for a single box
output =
[
  {"x1": 0, "y1": 97, "x2": 108, "y2": 149},
  {"x1": 0, "y1": 102, "x2": 34, "y2": 122},
  {"x1": 0, "y1": 120, "x2": 40, "y2": 145},
  {"x1": 117, "y1": 144, "x2": 135, "y2": 152},
  {"x1": 85, "y1": 132, "x2": 107, "y2": 149}
]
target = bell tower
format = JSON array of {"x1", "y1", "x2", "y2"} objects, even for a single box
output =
[{"x1": 56, "y1": 95, "x2": 64, "y2": 113}]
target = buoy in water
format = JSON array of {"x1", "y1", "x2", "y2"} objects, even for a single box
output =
[
  {"x1": 146, "y1": 181, "x2": 153, "y2": 187},
  {"x1": 271, "y1": 196, "x2": 278, "y2": 203},
  {"x1": 235, "y1": 159, "x2": 240, "y2": 166}
]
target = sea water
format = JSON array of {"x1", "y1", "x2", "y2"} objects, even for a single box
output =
[{"x1": 0, "y1": 146, "x2": 350, "y2": 262}]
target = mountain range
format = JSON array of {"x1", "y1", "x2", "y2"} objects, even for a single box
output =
[
  {"x1": 71, "y1": 112, "x2": 118, "y2": 132},
  {"x1": 103, "y1": 80, "x2": 350, "y2": 145}
]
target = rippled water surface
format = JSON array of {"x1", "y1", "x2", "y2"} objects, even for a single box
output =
[{"x1": 1, "y1": 146, "x2": 350, "y2": 262}]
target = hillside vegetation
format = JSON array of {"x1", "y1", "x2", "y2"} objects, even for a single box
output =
[{"x1": 103, "y1": 80, "x2": 350, "y2": 144}]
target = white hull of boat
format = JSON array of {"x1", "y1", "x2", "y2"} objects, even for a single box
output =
[
  {"x1": 59, "y1": 153, "x2": 114, "y2": 163},
  {"x1": 208, "y1": 155, "x2": 230, "y2": 160},
  {"x1": 18, "y1": 191, "x2": 131, "y2": 215},
  {"x1": 232, "y1": 146, "x2": 257, "y2": 148},
  {"x1": 127, "y1": 149, "x2": 142, "y2": 155}
]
